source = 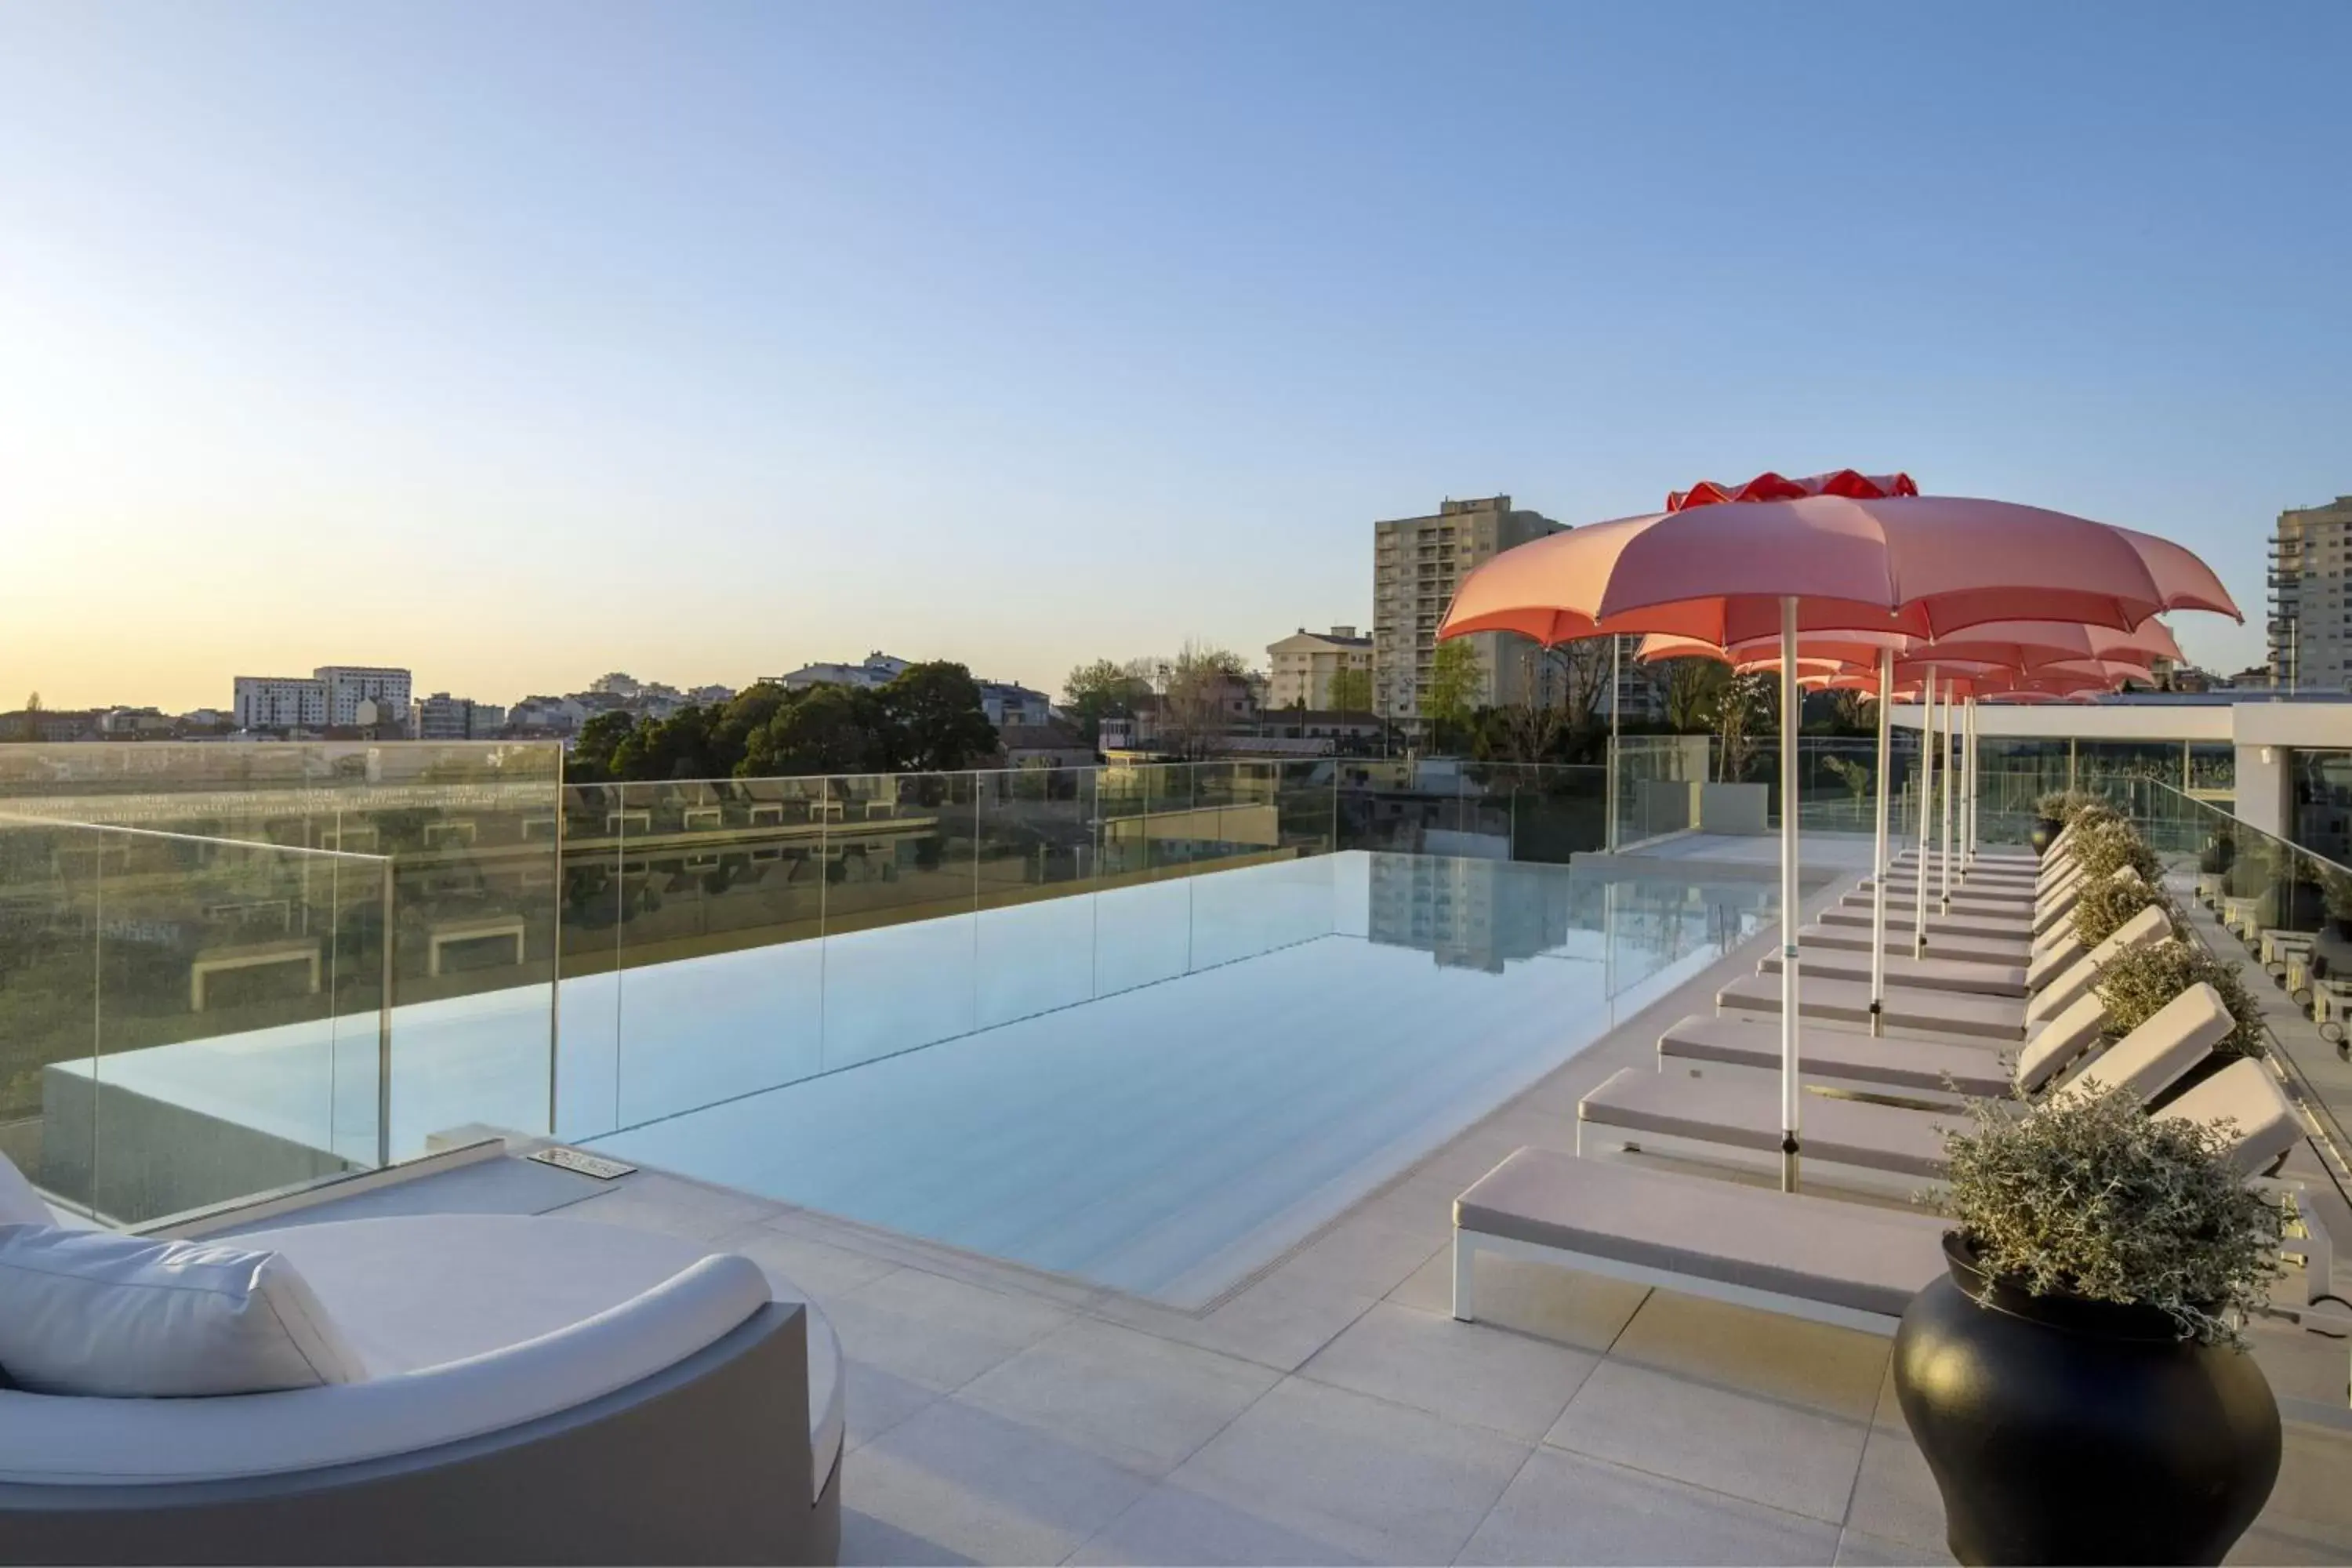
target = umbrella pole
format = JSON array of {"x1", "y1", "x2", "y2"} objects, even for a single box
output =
[
  {"x1": 1868, "y1": 647, "x2": 1891, "y2": 1036},
  {"x1": 1938, "y1": 681, "x2": 1955, "y2": 913},
  {"x1": 1963, "y1": 696, "x2": 1976, "y2": 869},
  {"x1": 1778, "y1": 597, "x2": 1802, "y2": 1192},
  {"x1": 1913, "y1": 670, "x2": 1935, "y2": 959}
]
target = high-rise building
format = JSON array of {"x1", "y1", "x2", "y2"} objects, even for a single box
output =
[
  {"x1": 2269, "y1": 496, "x2": 2352, "y2": 691},
  {"x1": 1371, "y1": 495, "x2": 1566, "y2": 724},
  {"x1": 1265, "y1": 626, "x2": 1373, "y2": 710},
  {"x1": 314, "y1": 666, "x2": 412, "y2": 726}
]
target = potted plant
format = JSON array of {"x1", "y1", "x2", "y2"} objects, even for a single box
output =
[
  {"x1": 1894, "y1": 1082, "x2": 2286, "y2": 1564},
  {"x1": 2030, "y1": 790, "x2": 2069, "y2": 855},
  {"x1": 2198, "y1": 829, "x2": 2236, "y2": 878}
]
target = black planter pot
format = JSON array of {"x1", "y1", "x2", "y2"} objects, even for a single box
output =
[
  {"x1": 1893, "y1": 1233, "x2": 2279, "y2": 1566},
  {"x1": 2030, "y1": 818, "x2": 2061, "y2": 855}
]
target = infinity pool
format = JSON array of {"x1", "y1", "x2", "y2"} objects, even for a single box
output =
[{"x1": 587, "y1": 851, "x2": 1770, "y2": 1305}]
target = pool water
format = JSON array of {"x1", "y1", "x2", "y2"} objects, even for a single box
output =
[{"x1": 588, "y1": 851, "x2": 1770, "y2": 1305}]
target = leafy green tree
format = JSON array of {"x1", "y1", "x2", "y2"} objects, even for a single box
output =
[
  {"x1": 739, "y1": 685, "x2": 895, "y2": 776},
  {"x1": 1062, "y1": 659, "x2": 1152, "y2": 743},
  {"x1": 1161, "y1": 641, "x2": 1250, "y2": 758},
  {"x1": 1327, "y1": 666, "x2": 1373, "y2": 716},
  {"x1": 882, "y1": 661, "x2": 1000, "y2": 772},
  {"x1": 569, "y1": 710, "x2": 640, "y2": 781},
  {"x1": 1418, "y1": 639, "x2": 1481, "y2": 749}
]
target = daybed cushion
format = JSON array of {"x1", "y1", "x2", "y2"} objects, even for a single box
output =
[
  {"x1": 0, "y1": 1154, "x2": 52, "y2": 1227},
  {"x1": 0, "y1": 1227, "x2": 371, "y2": 1398},
  {"x1": 1456, "y1": 1149, "x2": 1947, "y2": 1320},
  {"x1": 0, "y1": 1214, "x2": 772, "y2": 1486}
]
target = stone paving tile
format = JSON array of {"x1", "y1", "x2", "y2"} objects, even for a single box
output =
[
  {"x1": 2250, "y1": 1421, "x2": 2352, "y2": 1558},
  {"x1": 1456, "y1": 1445, "x2": 1842, "y2": 1566},
  {"x1": 1133, "y1": 1269, "x2": 1381, "y2": 1374},
  {"x1": 1163, "y1": 1377, "x2": 1531, "y2": 1566},
  {"x1": 711, "y1": 1220, "x2": 902, "y2": 1304},
  {"x1": 1064, "y1": 1479, "x2": 1371, "y2": 1566},
  {"x1": 844, "y1": 1357, "x2": 943, "y2": 1453},
  {"x1": 953, "y1": 1316, "x2": 1279, "y2": 1477},
  {"x1": 1298, "y1": 1301, "x2": 1599, "y2": 1440},
  {"x1": 1842, "y1": 1425, "x2": 1947, "y2": 1554},
  {"x1": 838, "y1": 1505, "x2": 979, "y2": 1567},
  {"x1": 1258, "y1": 1214, "x2": 1448, "y2": 1300},
  {"x1": 1833, "y1": 1527, "x2": 1954, "y2": 1566},
  {"x1": 846, "y1": 1397, "x2": 1152, "y2": 1567},
  {"x1": 1388, "y1": 1247, "x2": 1650, "y2": 1352},
  {"x1": 1544, "y1": 1359, "x2": 1871, "y2": 1525},
  {"x1": 824, "y1": 1265, "x2": 1071, "y2": 1396},
  {"x1": 1606, "y1": 1288, "x2": 1889, "y2": 1421}
]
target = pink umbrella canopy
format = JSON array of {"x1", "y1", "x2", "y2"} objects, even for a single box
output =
[
  {"x1": 1439, "y1": 480, "x2": 2240, "y2": 647},
  {"x1": 1649, "y1": 617, "x2": 2181, "y2": 677}
]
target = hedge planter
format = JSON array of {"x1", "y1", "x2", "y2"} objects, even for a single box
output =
[{"x1": 1893, "y1": 1233, "x2": 2279, "y2": 1566}]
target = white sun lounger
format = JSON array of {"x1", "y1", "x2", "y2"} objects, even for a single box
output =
[
  {"x1": 1584, "y1": 983, "x2": 2241, "y2": 1185},
  {"x1": 1793, "y1": 924, "x2": 2031, "y2": 966},
  {"x1": 1451, "y1": 1150, "x2": 1949, "y2": 1335},
  {"x1": 1725, "y1": 905, "x2": 2173, "y2": 1038},
  {"x1": 1657, "y1": 992, "x2": 2108, "y2": 1102}
]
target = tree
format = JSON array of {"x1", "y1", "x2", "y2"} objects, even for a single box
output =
[
  {"x1": 1715, "y1": 670, "x2": 1778, "y2": 782},
  {"x1": 739, "y1": 685, "x2": 895, "y2": 777},
  {"x1": 1062, "y1": 659, "x2": 1152, "y2": 744},
  {"x1": 23, "y1": 692, "x2": 39, "y2": 713},
  {"x1": 1160, "y1": 641, "x2": 1249, "y2": 759},
  {"x1": 1662, "y1": 659, "x2": 1729, "y2": 732},
  {"x1": 1327, "y1": 666, "x2": 1373, "y2": 717},
  {"x1": 1830, "y1": 686, "x2": 1875, "y2": 735},
  {"x1": 1486, "y1": 647, "x2": 1567, "y2": 764},
  {"x1": 569, "y1": 710, "x2": 640, "y2": 781},
  {"x1": 881, "y1": 661, "x2": 999, "y2": 772},
  {"x1": 1418, "y1": 639, "x2": 1481, "y2": 750}
]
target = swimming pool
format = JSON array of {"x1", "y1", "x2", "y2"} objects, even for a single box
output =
[{"x1": 586, "y1": 850, "x2": 1770, "y2": 1305}]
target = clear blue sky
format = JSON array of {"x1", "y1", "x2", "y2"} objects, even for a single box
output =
[{"x1": 2, "y1": 1, "x2": 2343, "y2": 710}]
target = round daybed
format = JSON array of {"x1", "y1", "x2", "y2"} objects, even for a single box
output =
[{"x1": 0, "y1": 1213, "x2": 844, "y2": 1566}]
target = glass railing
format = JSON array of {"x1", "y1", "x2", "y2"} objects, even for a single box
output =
[
  {"x1": 1334, "y1": 760, "x2": 1606, "y2": 862},
  {"x1": 2107, "y1": 782, "x2": 2352, "y2": 1174},
  {"x1": 0, "y1": 815, "x2": 394, "y2": 1226},
  {"x1": 1610, "y1": 734, "x2": 1932, "y2": 844}
]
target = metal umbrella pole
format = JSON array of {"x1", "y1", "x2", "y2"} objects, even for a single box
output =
[
  {"x1": 1867, "y1": 646, "x2": 1893, "y2": 1036},
  {"x1": 1938, "y1": 679, "x2": 1956, "y2": 914},
  {"x1": 1777, "y1": 597, "x2": 1802, "y2": 1192},
  {"x1": 1913, "y1": 670, "x2": 1936, "y2": 959}
]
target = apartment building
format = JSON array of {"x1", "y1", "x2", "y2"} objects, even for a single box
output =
[
  {"x1": 1265, "y1": 626, "x2": 1373, "y2": 710},
  {"x1": 2270, "y1": 496, "x2": 2352, "y2": 691},
  {"x1": 1371, "y1": 495, "x2": 1566, "y2": 723},
  {"x1": 232, "y1": 666, "x2": 413, "y2": 731},
  {"x1": 408, "y1": 693, "x2": 508, "y2": 740}
]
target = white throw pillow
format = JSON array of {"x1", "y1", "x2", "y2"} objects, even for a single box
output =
[
  {"x1": 0, "y1": 1226, "x2": 372, "y2": 1396},
  {"x1": 0, "y1": 1153, "x2": 50, "y2": 1227}
]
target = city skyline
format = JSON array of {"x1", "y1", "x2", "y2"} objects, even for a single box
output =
[{"x1": 5, "y1": 3, "x2": 2347, "y2": 710}]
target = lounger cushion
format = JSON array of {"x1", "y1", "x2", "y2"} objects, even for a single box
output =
[
  {"x1": 1820, "y1": 905, "x2": 2024, "y2": 940},
  {"x1": 0, "y1": 1226, "x2": 372, "y2": 1397},
  {"x1": 2027, "y1": 904, "x2": 2172, "y2": 1024},
  {"x1": 2061, "y1": 981, "x2": 2233, "y2": 1103},
  {"x1": 1795, "y1": 924, "x2": 2030, "y2": 967},
  {"x1": 2156, "y1": 1060, "x2": 2301, "y2": 1174},
  {"x1": 2027, "y1": 934, "x2": 2083, "y2": 989},
  {"x1": 1455, "y1": 1150, "x2": 1947, "y2": 1321},
  {"x1": 0, "y1": 1154, "x2": 50, "y2": 1227},
  {"x1": 2015, "y1": 994, "x2": 2109, "y2": 1094},
  {"x1": 1718, "y1": 972, "x2": 2024, "y2": 1039},
  {"x1": 1759, "y1": 948, "x2": 2027, "y2": 997},
  {"x1": 1581, "y1": 1068, "x2": 1955, "y2": 1177},
  {"x1": 1658, "y1": 1014, "x2": 2011, "y2": 1098}
]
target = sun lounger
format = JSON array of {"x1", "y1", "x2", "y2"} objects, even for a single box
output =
[
  {"x1": 1758, "y1": 947, "x2": 2027, "y2": 996},
  {"x1": 1726, "y1": 905, "x2": 2173, "y2": 1037},
  {"x1": 1817, "y1": 905, "x2": 2028, "y2": 941},
  {"x1": 1793, "y1": 924, "x2": 2031, "y2": 967},
  {"x1": 2154, "y1": 1059, "x2": 2304, "y2": 1175},
  {"x1": 1585, "y1": 983, "x2": 2238, "y2": 1185},
  {"x1": 1451, "y1": 1149, "x2": 1949, "y2": 1334},
  {"x1": 1657, "y1": 992, "x2": 2107, "y2": 1102}
]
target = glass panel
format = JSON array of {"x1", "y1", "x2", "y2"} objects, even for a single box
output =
[
  {"x1": 0, "y1": 820, "x2": 394, "y2": 1226},
  {"x1": 974, "y1": 767, "x2": 1098, "y2": 1029},
  {"x1": 817, "y1": 772, "x2": 978, "y2": 1071}
]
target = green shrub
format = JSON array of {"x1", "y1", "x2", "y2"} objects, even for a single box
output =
[
  {"x1": 2093, "y1": 937, "x2": 2266, "y2": 1059},
  {"x1": 2071, "y1": 815, "x2": 2161, "y2": 885},
  {"x1": 2073, "y1": 871, "x2": 2172, "y2": 947},
  {"x1": 1933, "y1": 1080, "x2": 2288, "y2": 1347}
]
